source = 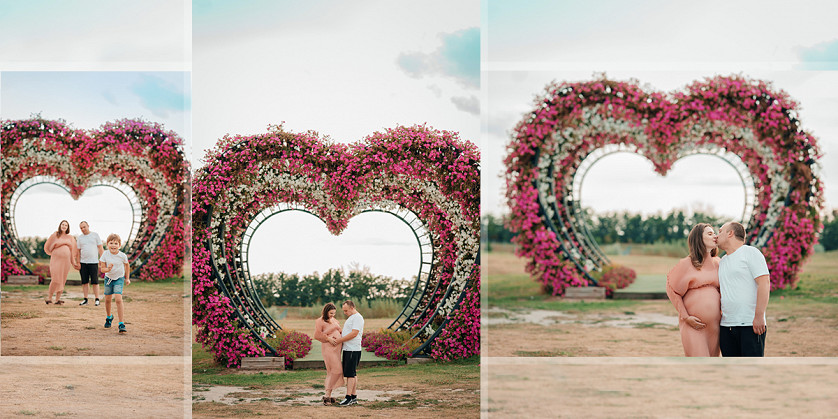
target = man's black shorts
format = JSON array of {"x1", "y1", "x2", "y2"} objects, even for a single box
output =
[
  {"x1": 79, "y1": 263, "x2": 99, "y2": 285},
  {"x1": 720, "y1": 325, "x2": 766, "y2": 357},
  {"x1": 342, "y1": 350, "x2": 362, "y2": 378}
]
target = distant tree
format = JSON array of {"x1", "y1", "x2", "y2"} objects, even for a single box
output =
[
  {"x1": 18, "y1": 236, "x2": 48, "y2": 259},
  {"x1": 820, "y1": 210, "x2": 838, "y2": 251}
]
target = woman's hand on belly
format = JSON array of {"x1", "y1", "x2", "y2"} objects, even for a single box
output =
[{"x1": 685, "y1": 315, "x2": 706, "y2": 330}]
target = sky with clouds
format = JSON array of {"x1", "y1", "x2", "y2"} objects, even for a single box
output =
[
  {"x1": 0, "y1": 0, "x2": 189, "y2": 68},
  {"x1": 483, "y1": 0, "x2": 838, "y2": 224},
  {"x1": 192, "y1": 1, "x2": 479, "y2": 280},
  {"x1": 1, "y1": 71, "x2": 190, "y2": 249}
]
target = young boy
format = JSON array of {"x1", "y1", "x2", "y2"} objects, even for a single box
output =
[{"x1": 99, "y1": 233, "x2": 130, "y2": 333}]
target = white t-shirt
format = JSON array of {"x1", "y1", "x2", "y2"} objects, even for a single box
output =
[
  {"x1": 99, "y1": 251, "x2": 129, "y2": 280},
  {"x1": 76, "y1": 232, "x2": 102, "y2": 264},
  {"x1": 342, "y1": 312, "x2": 364, "y2": 352},
  {"x1": 719, "y1": 245, "x2": 770, "y2": 326}
]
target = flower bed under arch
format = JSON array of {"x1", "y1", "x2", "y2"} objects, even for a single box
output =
[
  {"x1": 192, "y1": 124, "x2": 480, "y2": 367},
  {"x1": 504, "y1": 75, "x2": 823, "y2": 295},
  {"x1": 1, "y1": 117, "x2": 188, "y2": 282}
]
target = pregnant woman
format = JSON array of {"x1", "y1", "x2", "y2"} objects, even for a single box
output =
[
  {"x1": 314, "y1": 302, "x2": 344, "y2": 405},
  {"x1": 666, "y1": 223, "x2": 721, "y2": 357},
  {"x1": 43, "y1": 220, "x2": 80, "y2": 305}
]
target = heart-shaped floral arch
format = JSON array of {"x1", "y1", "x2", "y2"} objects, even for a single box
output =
[
  {"x1": 504, "y1": 75, "x2": 823, "y2": 295},
  {"x1": 1, "y1": 118, "x2": 188, "y2": 282},
  {"x1": 192, "y1": 124, "x2": 480, "y2": 367}
]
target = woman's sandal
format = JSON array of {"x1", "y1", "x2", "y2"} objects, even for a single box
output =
[
  {"x1": 55, "y1": 300, "x2": 65, "y2": 305},
  {"x1": 45, "y1": 300, "x2": 52, "y2": 304},
  {"x1": 322, "y1": 396, "x2": 331, "y2": 405},
  {"x1": 330, "y1": 397, "x2": 336, "y2": 404}
]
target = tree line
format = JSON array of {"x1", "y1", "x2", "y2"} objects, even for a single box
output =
[
  {"x1": 483, "y1": 209, "x2": 838, "y2": 250},
  {"x1": 251, "y1": 264, "x2": 413, "y2": 308}
]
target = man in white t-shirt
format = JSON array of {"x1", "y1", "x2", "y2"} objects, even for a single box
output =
[
  {"x1": 330, "y1": 300, "x2": 364, "y2": 406},
  {"x1": 716, "y1": 221, "x2": 770, "y2": 356},
  {"x1": 76, "y1": 221, "x2": 104, "y2": 306}
]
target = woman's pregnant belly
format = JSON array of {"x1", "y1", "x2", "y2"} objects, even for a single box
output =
[
  {"x1": 683, "y1": 285, "x2": 721, "y2": 325},
  {"x1": 51, "y1": 245, "x2": 71, "y2": 260}
]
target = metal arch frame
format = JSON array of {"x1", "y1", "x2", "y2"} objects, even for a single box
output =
[
  {"x1": 533, "y1": 149, "x2": 598, "y2": 285},
  {"x1": 535, "y1": 141, "x2": 758, "y2": 282},
  {"x1": 203, "y1": 206, "x2": 281, "y2": 357},
  {"x1": 570, "y1": 144, "x2": 756, "y2": 228},
  {"x1": 233, "y1": 203, "x2": 438, "y2": 354},
  {"x1": 4, "y1": 175, "x2": 143, "y2": 265}
]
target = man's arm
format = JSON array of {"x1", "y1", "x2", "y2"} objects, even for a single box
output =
[
  {"x1": 753, "y1": 274, "x2": 770, "y2": 335},
  {"x1": 97, "y1": 244, "x2": 104, "y2": 258},
  {"x1": 124, "y1": 262, "x2": 130, "y2": 284},
  {"x1": 336, "y1": 329, "x2": 359, "y2": 344}
]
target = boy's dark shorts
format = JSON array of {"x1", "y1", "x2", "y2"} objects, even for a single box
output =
[
  {"x1": 342, "y1": 350, "x2": 362, "y2": 378},
  {"x1": 79, "y1": 263, "x2": 99, "y2": 285}
]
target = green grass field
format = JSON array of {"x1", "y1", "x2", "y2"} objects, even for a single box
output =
[{"x1": 488, "y1": 245, "x2": 838, "y2": 315}]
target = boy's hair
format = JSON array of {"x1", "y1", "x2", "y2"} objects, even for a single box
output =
[{"x1": 106, "y1": 233, "x2": 122, "y2": 245}]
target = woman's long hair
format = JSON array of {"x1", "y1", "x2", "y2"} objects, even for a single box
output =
[
  {"x1": 56, "y1": 220, "x2": 70, "y2": 237},
  {"x1": 688, "y1": 223, "x2": 717, "y2": 269},
  {"x1": 321, "y1": 302, "x2": 337, "y2": 322}
]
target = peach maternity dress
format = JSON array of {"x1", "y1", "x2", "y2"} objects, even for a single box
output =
[
  {"x1": 315, "y1": 317, "x2": 344, "y2": 393},
  {"x1": 666, "y1": 256, "x2": 721, "y2": 357},
  {"x1": 44, "y1": 232, "x2": 78, "y2": 303}
]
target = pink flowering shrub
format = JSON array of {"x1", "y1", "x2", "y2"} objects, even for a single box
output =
[
  {"x1": 192, "y1": 124, "x2": 480, "y2": 367},
  {"x1": 595, "y1": 264, "x2": 637, "y2": 297},
  {"x1": 28, "y1": 264, "x2": 51, "y2": 284},
  {"x1": 362, "y1": 329, "x2": 423, "y2": 361},
  {"x1": 505, "y1": 75, "x2": 823, "y2": 294},
  {"x1": 1, "y1": 117, "x2": 188, "y2": 282},
  {"x1": 265, "y1": 329, "x2": 313, "y2": 369},
  {"x1": 430, "y1": 274, "x2": 480, "y2": 361}
]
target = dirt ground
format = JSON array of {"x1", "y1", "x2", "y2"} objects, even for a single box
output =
[
  {"x1": 193, "y1": 384, "x2": 479, "y2": 418},
  {"x1": 0, "y1": 357, "x2": 188, "y2": 417},
  {"x1": 1, "y1": 282, "x2": 189, "y2": 356},
  {"x1": 486, "y1": 249, "x2": 838, "y2": 357},
  {"x1": 192, "y1": 371, "x2": 479, "y2": 418},
  {"x1": 485, "y1": 359, "x2": 838, "y2": 417},
  {"x1": 485, "y1": 301, "x2": 838, "y2": 357}
]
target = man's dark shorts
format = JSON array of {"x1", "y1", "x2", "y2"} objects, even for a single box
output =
[
  {"x1": 342, "y1": 350, "x2": 362, "y2": 378},
  {"x1": 720, "y1": 325, "x2": 766, "y2": 357},
  {"x1": 79, "y1": 263, "x2": 99, "y2": 285}
]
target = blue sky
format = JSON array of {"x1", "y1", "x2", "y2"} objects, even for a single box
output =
[
  {"x1": 0, "y1": 0, "x2": 188, "y2": 66},
  {"x1": 192, "y1": 0, "x2": 479, "y2": 167},
  {"x1": 1, "y1": 71, "x2": 190, "y2": 245},
  {"x1": 483, "y1": 0, "x2": 838, "y2": 218},
  {"x1": 485, "y1": 0, "x2": 838, "y2": 66},
  {"x1": 192, "y1": 1, "x2": 478, "y2": 280}
]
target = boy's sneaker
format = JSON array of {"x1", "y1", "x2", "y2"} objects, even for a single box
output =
[
  {"x1": 95, "y1": 298, "x2": 100, "y2": 306},
  {"x1": 104, "y1": 315, "x2": 113, "y2": 328},
  {"x1": 79, "y1": 298, "x2": 88, "y2": 306},
  {"x1": 118, "y1": 323, "x2": 126, "y2": 334},
  {"x1": 338, "y1": 397, "x2": 356, "y2": 406}
]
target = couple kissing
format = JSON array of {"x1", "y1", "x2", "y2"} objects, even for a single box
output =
[{"x1": 666, "y1": 222, "x2": 770, "y2": 357}]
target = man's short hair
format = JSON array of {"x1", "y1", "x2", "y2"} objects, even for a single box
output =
[
  {"x1": 343, "y1": 300, "x2": 355, "y2": 309},
  {"x1": 79, "y1": 221, "x2": 89, "y2": 226},
  {"x1": 727, "y1": 222, "x2": 746, "y2": 241},
  {"x1": 106, "y1": 233, "x2": 122, "y2": 245}
]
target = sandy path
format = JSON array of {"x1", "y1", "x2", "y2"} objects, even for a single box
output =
[
  {"x1": 193, "y1": 379, "x2": 479, "y2": 418},
  {"x1": 0, "y1": 357, "x2": 188, "y2": 417},
  {"x1": 484, "y1": 303, "x2": 838, "y2": 357},
  {"x1": 484, "y1": 358, "x2": 838, "y2": 418},
  {"x1": 1, "y1": 284, "x2": 189, "y2": 356}
]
